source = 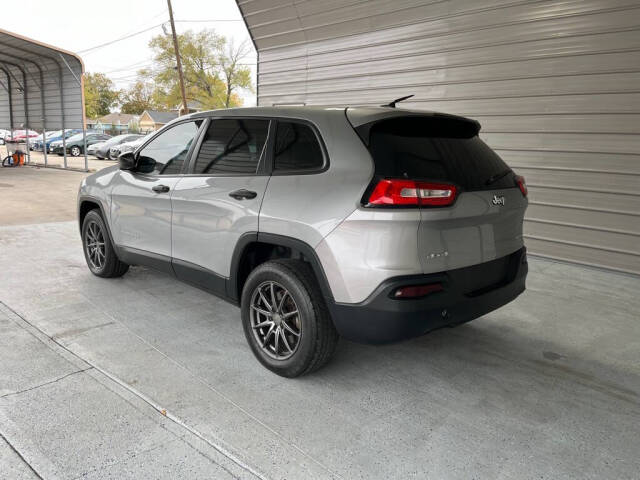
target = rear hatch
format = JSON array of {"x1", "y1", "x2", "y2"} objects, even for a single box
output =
[{"x1": 350, "y1": 112, "x2": 527, "y2": 274}]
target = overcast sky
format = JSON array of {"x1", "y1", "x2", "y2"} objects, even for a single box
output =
[{"x1": 7, "y1": 0, "x2": 257, "y2": 105}]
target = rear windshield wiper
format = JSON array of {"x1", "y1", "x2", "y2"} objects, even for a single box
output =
[{"x1": 484, "y1": 169, "x2": 512, "y2": 186}]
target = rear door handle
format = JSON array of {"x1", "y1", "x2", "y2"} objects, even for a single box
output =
[
  {"x1": 229, "y1": 189, "x2": 257, "y2": 200},
  {"x1": 152, "y1": 184, "x2": 170, "y2": 193}
]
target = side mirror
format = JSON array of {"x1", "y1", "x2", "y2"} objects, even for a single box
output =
[{"x1": 118, "y1": 151, "x2": 136, "y2": 170}]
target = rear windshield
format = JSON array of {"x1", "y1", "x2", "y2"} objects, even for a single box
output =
[{"x1": 355, "y1": 116, "x2": 515, "y2": 191}]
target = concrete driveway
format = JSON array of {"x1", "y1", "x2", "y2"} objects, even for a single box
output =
[{"x1": 1, "y1": 167, "x2": 639, "y2": 479}]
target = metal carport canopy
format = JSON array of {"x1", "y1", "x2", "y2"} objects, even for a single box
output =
[{"x1": 0, "y1": 28, "x2": 86, "y2": 169}]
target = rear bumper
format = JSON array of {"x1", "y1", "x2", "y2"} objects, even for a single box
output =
[{"x1": 328, "y1": 247, "x2": 528, "y2": 344}]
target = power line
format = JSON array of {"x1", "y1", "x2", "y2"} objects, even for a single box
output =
[
  {"x1": 78, "y1": 23, "x2": 166, "y2": 54},
  {"x1": 76, "y1": 18, "x2": 244, "y2": 56},
  {"x1": 102, "y1": 60, "x2": 156, "y2": 74}
]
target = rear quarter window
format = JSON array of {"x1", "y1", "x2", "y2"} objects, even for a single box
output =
[{"x1": 274, "y1": 121, "x2": 324, "y2": 172}]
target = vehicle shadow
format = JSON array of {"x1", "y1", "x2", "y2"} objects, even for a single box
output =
[{"x1": 323, "y1": 317, "x2": 640, "y2": 410}]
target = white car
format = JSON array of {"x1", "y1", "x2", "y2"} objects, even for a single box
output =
[
  {"x1": 88, "y1": 142, "x2": 107, "y2": 157},
  {"x1": 109, "y1": 134, "x2": 150, "y2": 159}
]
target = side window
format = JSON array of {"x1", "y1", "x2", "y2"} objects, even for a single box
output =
[
  {"x1": 192, "y1": 118, "x2": 269, "y2": 175},
  {"x1": 274, "y1": 121, "x2": 324, "y2": 172},
  {"x1": 137, "y1": 121, "x2": 200, "y2": 176}
]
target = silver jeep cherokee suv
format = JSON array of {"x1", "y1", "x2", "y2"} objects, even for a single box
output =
[{"x1": 78, "y1": 106, "x2": 528, "y2": 377}]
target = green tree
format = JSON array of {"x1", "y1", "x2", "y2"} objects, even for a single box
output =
[
  {"x1": 146, "y1": 29, "x2": 253, "y2": 111},
  {"x1": 84, "y1": 72, "x2": 120, "y2": 118},
  {"x1": 120, "y1": 79, "x2": 156, "y2": 115},
  {"x1": 219, "y1": 40, "x2": 253, "y2": 108}
]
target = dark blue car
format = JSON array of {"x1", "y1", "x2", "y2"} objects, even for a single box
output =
[{"x1": 32, "y1": 129, "x2": 83, "y2": 153}]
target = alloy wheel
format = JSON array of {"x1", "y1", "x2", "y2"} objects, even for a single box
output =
[
  {"x1": 250, "y1": 281, "x2": 301, "y2": 360},
  {"x1": 85, "y1": 220, "x2": 106, "y2": 270}
]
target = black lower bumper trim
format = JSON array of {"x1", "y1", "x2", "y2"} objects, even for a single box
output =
[{"x1": 328, "y1": 247, "x2": 528, "y2": 344}]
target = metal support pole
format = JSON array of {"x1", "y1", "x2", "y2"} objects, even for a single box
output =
[
  {"x1": 42, "y1": 130, "x2": 47, "y2": 166},
  {"x1": 59, "y1": 68, "x2": 66, "y2": 168},
  {"x1": 59, "y1": 53, "x2": 85, "y2": 169},
  {"x1": 21, "y1": 67, "x2": 31, "y2": 164},
  {"x1": 81, "y1": 128, "x2": 88, "y2": 170},
  {"x1": 38, "y1": 67, "x2": 47, "y2": 166},
  {"x1": 58, "y1": 59, "x2": 69, "y2": 168},
  {"x1": 54, "y1": 65, "x2": 68, "y2": 168},
  {"x1": 0, "y1": 69, "x2": 13, "y2": 136}
]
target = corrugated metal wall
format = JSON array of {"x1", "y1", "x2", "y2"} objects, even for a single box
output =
[{"x1": 237, "y1": 0, "x2": 640, "y2": 275}]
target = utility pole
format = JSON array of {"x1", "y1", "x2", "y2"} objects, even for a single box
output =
[{"x1": 167, "y1": 0, "x2": 188, "y2": 116}]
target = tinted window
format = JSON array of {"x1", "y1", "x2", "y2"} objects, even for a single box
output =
[
  {"x1": 274, "y1": 122, "x2": 323, "y2": 171},
  {"x1": 357, "y1": 117, "x2": 514, "y2": 191},
  {"x1": 192, "y1": 119, "x2": 269, "y2": 175},
  {"x1": 137, "y1": 121, "x2": 200, "y2": 175}
]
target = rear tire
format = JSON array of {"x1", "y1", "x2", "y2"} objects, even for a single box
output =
[
  {"x1": 81, "y1": 209, "x2": 129, "y2": 278},
  {"x1": 241, "y1": 260, "x2": 339, "y2": 377},
  {"x1": 70, "y1": 146, "x2": 81, "y2": 157}
]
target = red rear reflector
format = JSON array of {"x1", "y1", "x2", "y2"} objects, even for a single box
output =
[
  {"x1": 368, "y1": 179, "x2": 457, "y2": 206},
  {"x1": 393, "y1": 283, "x2": 444, "y2": 298},
  {"x1": 515, "y1": 175, "x2": 527, "y2": 197}
]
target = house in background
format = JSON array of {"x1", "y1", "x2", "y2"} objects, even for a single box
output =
[
  {"x1": 171, "y1": 100, "x2": 204, "y2": 114},
  {"x1": 139, "y1": 110, "x2": 179, "y2": 133},
  {"x1": 86, "y1": 113, "x2": 140, "y2": 134}
]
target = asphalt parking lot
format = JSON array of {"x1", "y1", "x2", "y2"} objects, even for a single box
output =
[{"x1": 1, "y1": 167, "x2": 639, "y2": 479}]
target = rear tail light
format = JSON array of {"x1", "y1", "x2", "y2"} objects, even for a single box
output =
[
  {"x1": 515, "y1": 175, "x2": 527, "y2": 197},
  {"x1": 367, "y1": 179, "x2": 457, "y2": 207},
  {"x1": 393, "y1": 283, "x2": 444, "y2": 299}
]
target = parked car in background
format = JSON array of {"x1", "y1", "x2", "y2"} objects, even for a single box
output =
[
  {"x1": 94, "y1": 134, "x2": 144, "y2": 159},
  {"x1": 32, "y1": 129, "x2": 83, "y2": 153},
  {"x1": 109, "y1": 134, "x2": 151, "y2": 159},
  {"x1": 30, "y1": 130, "x2": 60, "y2": 150},
  {"x1": 0, "y1": 129, "x2": 9, "y2": 145},
  {"x1": 50, "y1": 132, "x2": 111, "y2": 157},
  {"x1": 5, "y1": 130, "x2": 39, "y2": 143},
  {"x1": 87, "y1": 141, "x2": 107, "y2": 158}
]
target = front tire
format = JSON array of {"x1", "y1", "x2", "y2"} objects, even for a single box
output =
[
  {"x1": 241, "y1": 260, "x2": 339, "y2": 377},
  {"x1": 81, "y1": 209, "x2": 129, "y2": 278},
  {"x1": 70, "y1": 146, "x2": 81, "y2": 157}
]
